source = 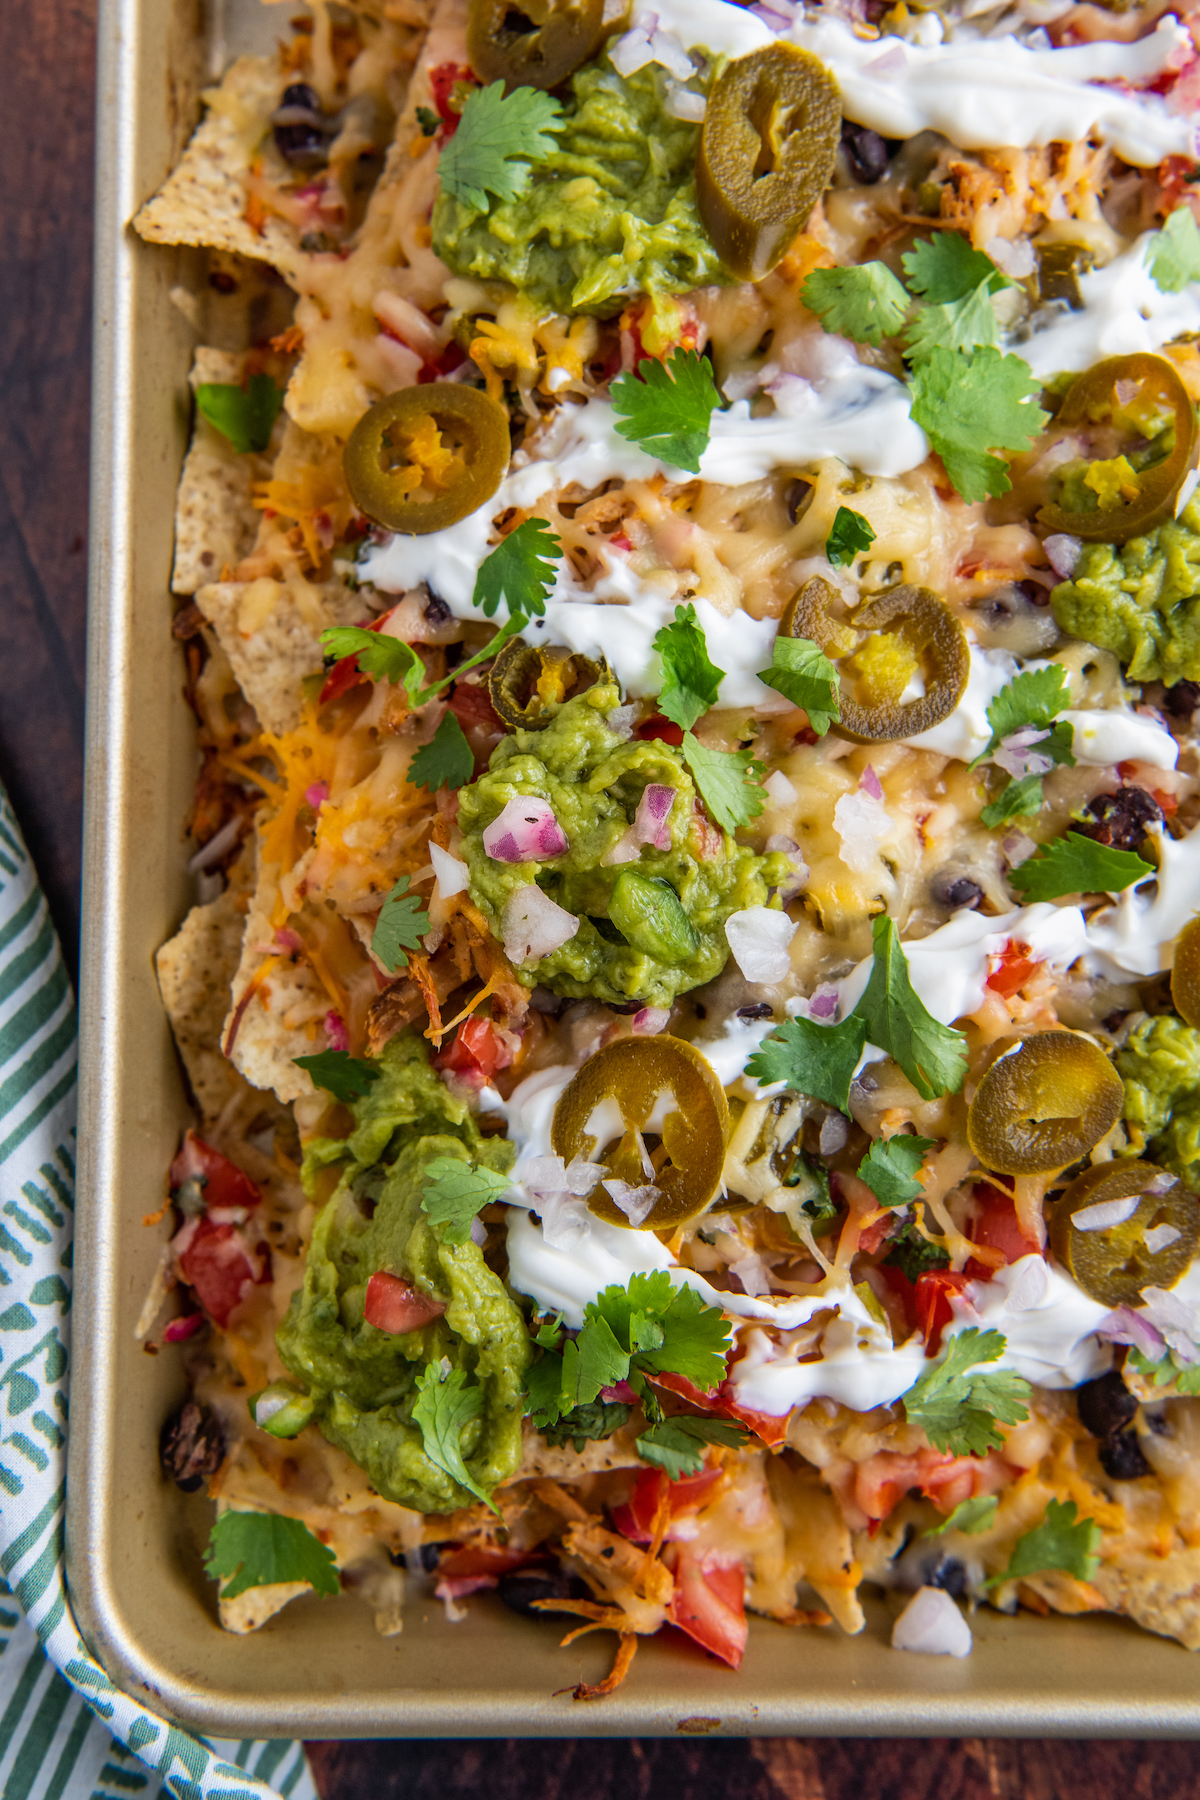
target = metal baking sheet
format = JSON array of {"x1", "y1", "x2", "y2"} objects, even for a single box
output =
[{"x1": 69, "y1": 0, "x2": 1200, "y2": 1737}]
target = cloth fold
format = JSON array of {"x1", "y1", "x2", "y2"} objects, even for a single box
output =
[{"x1": 0, "y1": 788, "x2": 316, "y2": 1800}]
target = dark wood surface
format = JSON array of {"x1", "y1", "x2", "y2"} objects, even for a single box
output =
[{"x1": 5, "y1": 0, "x2": 1200, "y2": 1790}]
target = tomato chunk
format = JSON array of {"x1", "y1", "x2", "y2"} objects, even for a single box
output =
[
  {"x1": 176, "y1": 1217, "x2": 265, "y2": 1326},
  {"x1": 667, "y1": 1544, "x2": 747, "y2": 1670},
  {"x1": 611, "y1": 1464, "x2": 725, "y2": 1542},
  {"x1": 971, "y1": 1182, "x2": 1040, "y2": 1266},
  {"x1": 169, "y1": 1129, "x2": 261, "y2": 1214},
  {"x1": 635, "y1": 714, "x2": 684, "y2": 747},
  {"x1": 986, "y1": 939, "x2": 1037, "y2": 997},
  {"x1": 364, "y1": 1271, "x2": 447, "y2": 1334},
  {"x1": 914, "y1": 1269, "x2": 971, "y2": 1354},
  {"x1": 435, "y1": 1016, "x2": 515, "y2": 1083},
  {"x1": 652, "y1": 1369, "x2": 789, "y2": 1449}
]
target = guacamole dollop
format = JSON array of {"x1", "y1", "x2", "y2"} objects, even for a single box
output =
[
  {"x1": 431, "y1": 57, "x2": 724, "y2": 316},
  {"x1": 456, "y1": 683, "x2": 784, "y2": 1008},
  {"x1": 1117, "y1": 1014, "x2": 1200, "y2": 1178},
  {"x1": 276, "y1": 1034, "x2": 529, "y2": 1512},
  {"x1": 1051, "y1": 499, "x2": 1200, "y2": 684}
]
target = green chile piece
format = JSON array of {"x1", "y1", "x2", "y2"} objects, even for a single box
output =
[
  {"x1": 456, "y1": 682, "x2": 787, "y2": 1008},
  {"x1": 277, "y1": 1034, "x2": 528, "y2": 1512},
  {"x1": 608, "y1": 869, "x2": 699, "y2": 962},
  {"x1": 249, "y1": 1383, "x2": 315, "y2": 1439}
]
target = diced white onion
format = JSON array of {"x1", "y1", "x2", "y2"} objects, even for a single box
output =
[
  {"x1": 1073, "y1": 1195, "x2": 1142, "y2": 1232},
  {"x1": 1143, "y1": 1223, "x2": 1183, "y2": 1255},
  {"x1": 891, "y1": 1587, "x2": 973, "y2": 1658},
  {"x1": 430, "y1": 841, "x2": 469, "y2": 898},
  {"x1": 725, "y1": 907, "x2": 797, "y2": 985},
  {"x1": 765, "y1": 769, "x2": 798, "y2": 806},
  {"x1": 1044, "y1": 533, "x2": 1082, "y2": 579},
  {"x1": 501, "y1": 884, "x2": 579, "y2": 964}
]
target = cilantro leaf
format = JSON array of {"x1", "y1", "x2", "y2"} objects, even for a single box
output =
[
  {"x1": 654, "y1": 603, "x2": 725, "y2": 730},
  {"x1": 924, "y1": 1495, "x2": 999, "y2": 1539},
  {"x1": 980, "y1": 772, "x2": 1045, "y2": 829},
  {"x1": 800, "y1": 263, "x2": 910, "y2": 346},
  {"x1": 636, "y1": 1413, "x2": 750, "y2": 1481},
  {"x1": 195, "y1": 374, "x2": 284, "y2": 454},
  {"x1": 1129, "y1": 1345, "x2": 1200, "y2": 1394},
  {"x1": 560, "y1": 1319, "x2": 631, "y2": 1410},
  {"x1": 371, "y1": 874, "x2": 430, "y2": 973},
  {"x1": 408, "y1": 709, "x2": 474, "y2": 792},
  {"x1": 857, "y1": 1132, "x2": 937, "y2": 1208},
  {"x1": 883, "y1": 1222, "x2": 949, "y2": 1283},
  {"x1": 825, "y1": 506, "x2": 876, "y2": 570},
  {"x1": 320, "y1": 626, "x2": 426, "y2": 703},
  {"x1": 902, "y1": 234, "x2": 1005, "y2": 305},
  {"x1": 292, "y1": 1049, "x2": 381, "y2": 1104},
  {"x1": 904, "y1": 279, "x2": 1003, "y2": 365},
  {"x1": 758, "y1": 635, "x2": 841, "y2": 735},
  {"x1": 986, "y1": 1498, "x2": 1101, "y2": 1589},
  {"x1": 624, "y1": 1281, "x2": 733, "y2": 1390},
  {"x1": 412, "y1": 1361, "x2": 499, "y2": 1512},
  {"x1": 909, "y1": 346, "x2": 1049, "y2": 503},
  {"x1": 903, "y1": 1327, "x2": 1031, "y2": 1457},
  {"x1": 855, "y1": 915, "x2": 969, "y2": 1102},
  {"x1": 523, "y1": 1349, "x2": 569, "y2": 1429},
  {"x1": 204, "y1": 1510, "x2": 339, "y2": 1600},
  {"x1": 682, "y1": 733, "x2": 764, "y2": 834},
  {"x1": 472, "y1": 517, "x2": 561, "y2": 620},
  {"x1": 541, "y1": 1399, "x2": 632, "y2": 1452},
  {"x1": 746, "y1": 1012, "x2": 866, "y2": 1112},
  {"x1": 1149, "y1": 207, "x2": 1200, "y2": 295},
  {"x1": 436, "y1": 80, "x2": 562, "y2": 213},
  {"x1": 610, "y1": 348, "x2": 721, "y2": 474},
  {"x1": 970, "y1": 666, "x2": 1073, "y2": 770},
  {"x1": 421, "y1": 1155, "x2": 513, "y2": 1244},
  {"x1": 1009, "y1": 831, "x2": 1153, "y2": 903}
]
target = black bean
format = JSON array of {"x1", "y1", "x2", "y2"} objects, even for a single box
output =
[
  {"x1": 931, "y1": 871, "x2": 984, "y2": 910},
  {"x1": 423, "y1": 590, "x2": 452, "y2": 624},
  {"x1": 498, "y1": 1565, "x2": 591, "y2": 1621},
  {"x1": 1099, "y1": 1428, "x2": 1151, "y2": 1481},
  {"x1": 928, "y1": 1555, "x2": 967, "y2": 1598},
  {"x1": 785, "y1": 478, "x2": 814, "y2": 526},
  {"x1": 841, "y1": 121, "x2": 889, "y2": 185},
  {"x1": 274, "y1": 121, "x2": 329, "y2": 166},
  {"x1": 160, "y1": 1400, "x2": 225, "y2": 1492},
  {"x1": 1076, "y1": 1370, "x2": 1137, "y2": 1439},
  {"x1": 1165, "y1": 678, "x2": 1200, "y2": 720},
  {"x1": 281, "y1": 83, "x2": 322, "y2": 111},
  {"x1": 1078, "y1": 786, "x2": 1163, "y2": 855},
  {"x1": 414, "y1": 1542, "x2": 445, "y2": 1572},
  {"x1": 738, "y1": 1002, "x2": 775, "y2": 1021}
]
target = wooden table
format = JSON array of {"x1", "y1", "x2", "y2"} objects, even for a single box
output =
[{"x1": 5, "y1": 0, "x2": 1200, "y2": 1791}]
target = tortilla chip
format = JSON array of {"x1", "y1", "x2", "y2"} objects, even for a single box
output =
[
  {"x1": 173, "y1": 348, "x2": 279, "y2": 596},
  {"x1": 195, "y1": 570, "x2": 363, "y2": 734},
  {"x1": 510, "y1": 1421, "x2": 647, "y2": 1483},
  {"x1": 135, "y1": 57, "x2": 305, "y2": 282},
  {"x1": 156, "y1": 847, "x2": 254, "y2": 1119},
  {"x1": 1092, "y1": 1545, "x2": 1200, "y2": 1650},
  {"x1": 223, "y1": 850, "x2": 325, "y2": 1103},
  {"x1": 219, "y1": 1580, "x2": 312, "y2": 1634}
]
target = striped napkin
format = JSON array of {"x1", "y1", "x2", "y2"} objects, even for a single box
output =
[{"x1": 0, "y1": 788, "x2": 317, "y2": 1800}]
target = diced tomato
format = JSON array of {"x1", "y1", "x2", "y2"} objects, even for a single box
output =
[
  {"x1": 169, "y1": 1129, "x2": 261, "y2": 1214},
  {"x1": 448, "y1": 679, "x2": 504, "y2": 735},
  {"x1": 987, "y1": 939, "x2": 1037, "y2": 998},
  {"x1": 175, "y1": 1216, "x2": 266, "y2": 1327},
  {"x1": 971, "y1": 1182, "x2": 1040, "y2": 1266},
  {"x1": 434, "y1": 1015, "x2": 515, "y2": 1086},
  {"x1": 666, "y1": 1545, "x2": 747, "y2": 1670},
  {"x1": 363, "y1": 1271, "x2": 447, "y2": 1334},
  {"x1": 913, "y1": 1269, "x2": 971, "y2": 1355},
  {"x1": 433, "y1": 1545, "x2": 543, "y2": 1581},
  {"x1": 877, "y1": 1260, "x2": 917, "y2": 1336},
  {"x1": 420, "y1": 342, "x2": 467, "y2": 384},
  {"x1": 853, "y1": 1445, "x2": 1013, "y2": 1523},
  {"x1": 429, "y1": 63, "x2": 477, "y2": 137},
  {"x1": 612, "y1": 1464, "x2": 725, "y2": 1543},
  {"x1": 635, "y1": 714, "x2": 684, "y2": 747},
  {"x1": 858, "y1": 1212, "x2": 901, "y2": 1256},
  {"x1": 651, "y1": 1370, "x2": 790, "y2": 1450}
]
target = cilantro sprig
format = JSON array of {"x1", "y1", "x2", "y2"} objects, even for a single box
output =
[
  {"x1": 413, "y1": 1361, "x2": 499, "y2": 1512},
  {"x1": 408, "y1": 710, "x2": 474, "y2": 793},
  {"x1": 371, "y1": 874, "x2": 430, "y2": 973},
  {"x1": 525, "y1": 1272, "x2": 732, "y2": 1436},
  {"x1": 825, "y1": 506, "x2": 876, "y2": 570},
  {"x1": 636, "y1": 1412, "x2": 750, "y2": 1480},
  {"x1": 1148, "y1": 207, "x2": 1200, "y2": 294},
  {"x1": 972, "y1": 666, "x2": 1076, "y2": 827},
  {"x1": 292, "y1": 1049, "x2": 381, "y2": 1104},
  {"x1": 747, "y1": 917, "x2": 968, "y2": 1109},
  {"x1": 682, "y1": 734, "x2": 765, "y2": 834},
  {"x1": 924, "y1": 1494, "x2": 999, "y2": 1539},
  {"x1": 800, "y1": 235, "x2": 1048, "y2": 501},
  {"x1": 611, "y1": 347, "x2": 721, "y2": 474},
  {"x1": 204, "y1": 1511, "x2": 339, "y2": 1600},
  {"x1": 436, "y1": 81, "x2": 563, "y2": 214},
  {"x1": 857, "y1": 1133, "x2": 937, "y2": 1209},
  {"x1": 320, "y1": 626, "x2": 428, "y2": 704},
  {"x1": 421, "y1": 1156, "x2": 513, "y2": 1245},
  {"x1": 758, "y1": 635, "x2": 840, "y2": 736},
  {"x1": 196, "y1": 374, "x2": 284, "y2": 454},
  {"x1": 903, "y1": 1328, "x2": 1031, "y2": 1458},
  {"x1": 654, "y1": 603, "x2": 725, "y2": 730},
  {"x1": 986, "y1": 1498, "x2": 1101, "y2": 1589},
  {"x1": 472, "y1": 516, "x2": 560, "y2": 619},
  {"x1": 1009, "y1": 831, "x2": 1153, "y2": 903}
]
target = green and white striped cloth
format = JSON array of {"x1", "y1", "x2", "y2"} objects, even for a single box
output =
[{"x1": 0, "y1": 788, "x2": 317, "y2": 1800}]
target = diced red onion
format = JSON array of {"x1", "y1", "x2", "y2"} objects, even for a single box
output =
[
  {"x1": 892, "y1": 1587, "x2": 973, "y2": 1657},
  {"x1": 324, "y1": 1009, "x2": 349, "y2": 1052},
  {"x1": 501, "y1": 884, "x2": 579, "y2": 964},
  {"x1": 807, "y1": 983, "x2": 840, "y2": 1021},
  {"x1": 483, "y1": 796, "x2": 569, "y2": 863},
  {"x1": 633, "y1": 1006, "x2": 671, "y2": 1035},
  {"x1": 305, "y1": 781, "x2": 329, "y2": 809},
  {"x1": 634, "y1": 784, "x2": 675, "y2": 851},
  {"x1": 1073, "y1": 1194, "x2": 1142, "y2": 1232},
  {"x1": 274, "y1": 927, "x2": 304, "y2": 953},
  {"x1": 860, "y1": 764, "x2": 884, "y2": 802},
  {"x1": 603, "y1": 1178, "x2": 660, "y2": 1226},
  {"x1": 1044, "y1": 533, "x2": 1082, "y2": 579},
  {"x1": 435, "y1": 1574, "x2": 498, "y2": 1605},
  {"x1": 725, "y1": 906, "x2": 797, "y2": 985},
  {"x1": 187, "y1": 814, "x2": 243, "y2": 875},
  {"x1": 163, "y1": 1312, "x2": 205, "y2": 1344},
  {"x1": 1143, "y1": 1223, "x2": 1182, "y2": 1255},
  {"x1": 606, "y1": 704, "x2": 639, "y2": 740},
  {"x1": 430, "y1": 840, "x2": 469, "y2": 897},
  {"x1": 601, "y1": 831, "x2": 640, "y2": 867},
  {"x1": 1098, "y1": 1305, "x2": 1167, "y2": 1359},
  {"x1": 600, "y1": 1380, "x2": 638, "y2": 1403}
]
